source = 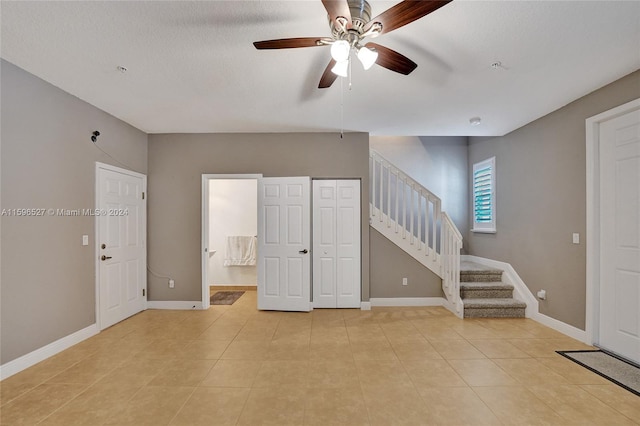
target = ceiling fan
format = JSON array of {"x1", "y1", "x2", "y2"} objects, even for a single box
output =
[{"x1": 253, "y1": 0, "x2": 452, "y2": 88}]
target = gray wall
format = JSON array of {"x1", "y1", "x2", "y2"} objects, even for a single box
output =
[
  {"x1": 0, "y1": 60, "x2": 148, "y2": 364},
  {"x1": 467, "y1": 69, "x2": 640, "y2": 330},
  {"x1": 369, "y1": 136, "x2": 469, "y2": 239},
  {"x1": 147, "y1": 133, "x2": 370, "y2": 302},
  {"x1": 369, "y1": 229, "x2": 443, "y2": 298}
]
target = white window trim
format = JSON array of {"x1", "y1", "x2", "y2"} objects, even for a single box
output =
[{"x1": 471, "y1": 156, "x2": 496, "y2": 233}]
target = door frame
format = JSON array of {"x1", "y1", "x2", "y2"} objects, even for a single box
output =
[
  {"x1": 201, "y1": 174, "x2": 262, "y2": 309},
  {"x1": 585, "y1": 97, "x2": 640, "y2": 346},
  {"x1": 95, "y1": 161, "x2": 147, "y2": 329}
]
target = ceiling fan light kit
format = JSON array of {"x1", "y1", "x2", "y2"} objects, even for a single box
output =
[
  {"x1": 253, "y1": 0, "x2": 453, "y2": 88},
  {"x1": 331, "y1": 60, "x2": 350, "y2": 77},
  {"x1": 330, "y1": 39, "x2": 351, "y2": 62},
  {"x1": 357, "y1": 45, "x2": 378, "y2": 70}
]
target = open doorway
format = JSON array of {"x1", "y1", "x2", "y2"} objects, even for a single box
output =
[{"x1": 201, "y1": 174, "x2": 261, "y2": 309}]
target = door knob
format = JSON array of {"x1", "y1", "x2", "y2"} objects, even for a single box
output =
[
  {"x1": 299, "y1": 249, "x2": 308, "y2": 254},
  {"x1": 101, "y1": 255, "x2": 112, "y2": 261}
]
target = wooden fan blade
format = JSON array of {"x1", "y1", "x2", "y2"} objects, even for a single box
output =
[
  {"x1": 318, "y1": 59, "x2": 338, "y2": 88},
  {"x1": 364, "y1": 0, "x2": 452, "y2": 35},
  {"x1": 322, "y1": 0, "x2": 352, "y2": 28},
  {"x1": 253, "y1": 37, "x2": 325, "y2": 49},
  {"x1": 366, "y1": 43, "x2": 417, "y2": 75}
]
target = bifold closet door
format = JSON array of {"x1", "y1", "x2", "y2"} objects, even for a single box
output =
[{"x1": 313, "y1": 180, "x2": 361, "y2": 308}]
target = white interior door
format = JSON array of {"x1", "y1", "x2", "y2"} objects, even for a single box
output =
[
  {"x1": 258, "y1": 177, "x2": 311, "y2": 311},
  {"x1": 313, "y1": 180, "x2": 338, "y2": 308},
  {"x1": 599, "y1": 108, "x2": 640, "y2": 363},
  {"x1": 336, "y1": 180, "x2": 361, "y2": 307},
  {"x1": 313, "y1": 180, "x2": 361, "y2": 308},
  {"x1": 97, "y1": 164, "x2": 146, "y2": 329}
]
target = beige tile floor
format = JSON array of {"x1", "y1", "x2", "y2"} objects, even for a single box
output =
[{"x1": 1, "y1": 290, "x2": 639, "y2": 425}]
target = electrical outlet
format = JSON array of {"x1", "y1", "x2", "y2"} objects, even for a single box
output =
[
  {"x1": 402, "y1": 277, "x2": 408, "y2": 286},
  {"x1": 169, "y1": 279, "x2": 175, "y2": 288}
]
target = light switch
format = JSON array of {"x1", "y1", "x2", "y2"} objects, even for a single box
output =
[
  {"x1": 572, "y1": 233, "x2": 580, "y2": 244},
  {"x1": 82, "y1": 235, "x2": 89, "y2": 246}
]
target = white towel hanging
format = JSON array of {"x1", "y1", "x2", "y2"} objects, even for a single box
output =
[{"x1": 224, "y1": 236, "x2": 256, "y2": 266}]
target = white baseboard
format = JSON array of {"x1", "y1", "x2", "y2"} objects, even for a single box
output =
[
  {"x1": 370, "y1": 297, "x2": 445, "y2": 307},
  {"x1": 532, "y1": 312, "x2": 588, "y2": 342},
  {"x1": 462, "y1": 255, "x2": 589, "y2": 344},
  {"x1": 360, "y1": 302, "x2": 372, "y2": 310},
  {"x1": 0, "y1": 323, "x2": 99, "y2": 381},
  {"x1": 147, "y1": 301, "x2": 204, "y2": 310}
]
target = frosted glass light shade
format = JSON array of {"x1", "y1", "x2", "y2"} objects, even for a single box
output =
[
  {"x1": 331, "y1": 60, "x2": 349, "y2": 77},
  {"x1": 357, "y1": 46, "x2": 378, "y2": 70},
  {"x1": 330, "y1": 40, "x2": 350, "y2": 62}
]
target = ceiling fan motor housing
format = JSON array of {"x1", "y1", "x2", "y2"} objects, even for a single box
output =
[{"x1": 330, "y1": 0, "x2": 372, "y2": 39}]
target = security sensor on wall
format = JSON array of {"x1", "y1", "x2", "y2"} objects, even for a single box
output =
[{"x1": 91, "y1": 131, "x2": 100, "y2": 142}]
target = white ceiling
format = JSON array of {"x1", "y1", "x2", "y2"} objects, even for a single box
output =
[{"x1": 1, "y1": 1, "x2": 639, "y2": 136}]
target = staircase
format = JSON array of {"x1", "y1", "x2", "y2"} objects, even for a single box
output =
[
  {"x1": 369, "y1": 149, "x2": 526, "y2": 319},
  {"x1": 460, "y1": 261, "x2": 526, "y2": 318},
  {"x1": 369, "y1": 150, "x2": 464, "y2": 317}
]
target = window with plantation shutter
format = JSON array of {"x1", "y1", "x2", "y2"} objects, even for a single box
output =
[{"x1": 472, "y1": 157, "x2": 496, "y2": 233}]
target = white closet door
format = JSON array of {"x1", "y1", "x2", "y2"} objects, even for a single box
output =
[
  {"x1": 336, "y1": 180, "x2": 361, "y2": 308},
  {"x1": 313, "y1": 180, "x2": 338, "y2": 308},
  {"x1": 312, "y1": 180, "x2": 361, "y2": 308}
]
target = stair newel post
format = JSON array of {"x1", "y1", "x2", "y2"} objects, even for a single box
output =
[
  {"x1": 409, "y1": 184, "x2": 415, "y2": 244},
  {"x1": 434, "y1": 198, "x2": 441, "y2": 258},
  {"x1": 424, "y1": 196, "x2": 430, "y2": 255},
  {"x1": 385, "y1": 166, "x2": 390, "y2": 227},
  {"x1": 378, "y1": 160, "x2": 384, "y2": 223},
  {"x1": 417, "y1": 191, "x2": 422, "y2": 251},
  {"x1": 402, "y1": 175, "x2": 407, "y2": 239},
  {"x1": 395, "y1": 172, "x2": 400, "y2": 233},
  {"x1": 370, "y1": 153, "x2": 376, "y2": 217},
  {"x1": 456, "y1": 243, "x2": 461, "y2": 295},
  {"x1": 442, "y1": 222, "x2": 448, "y2": 291}
]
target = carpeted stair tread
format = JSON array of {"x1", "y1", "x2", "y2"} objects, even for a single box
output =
[
  {"x1": 460, "y1": 263, "x2": 503, "y2": 282},
  {"x1": 460, "y1": 281, "x2": 515, "y2": 299},
  {"x1": 460, "y1": 261, "x2": 502, "y2": 274},
  {"x1": 459, "y1": 261, "x2": 527, "y2": 318},
  {"x1": 460, "y1": 281, "x2": 514, "y2": 290},
  {"x1": 463, "y1": 298, "x2": 527, "y2": 308}
]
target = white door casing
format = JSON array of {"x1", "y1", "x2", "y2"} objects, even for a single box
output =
[
  {"x1": 313, "y1": 180, "x2": 361, "y2": 308},
  {"x1": 96, "y1": 163, "x2": 146, "y2": 330},
  {"x1": 598, "y1": 108, "x2": 640, "y2": 363},
  {"x1": 258, "y1": 177, "x2": 311, "y2": 312}
]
